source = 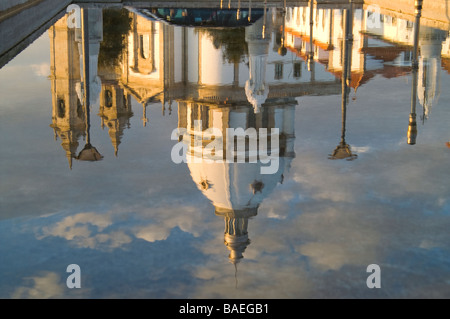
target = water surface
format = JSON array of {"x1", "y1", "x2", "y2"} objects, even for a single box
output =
[{"x1": 0, "y1": 3, "x2": 449, "y2": 298}]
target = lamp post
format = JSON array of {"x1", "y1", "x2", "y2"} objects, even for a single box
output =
[
  {"x1": 329, "y1": 1, "x2": 357, "y2": 161},
  {"x1": 237, "y1": 0, "x2": 241, "y2": 20},
  {"x1": 407, "y1": 0, "x2": 423, "y2": 145},
  {"x1": 278, "y1": 0, "x2": 287, "y2": 56},
  {"x1": 76, "y1": 7, "x2": 103, "y2": 162},
  {"x1": 307, "y1": 0, "x2": 315, "y2": 74},
  {"x1": 262, "y1": 0, "x2": 267, "y2": 38}
]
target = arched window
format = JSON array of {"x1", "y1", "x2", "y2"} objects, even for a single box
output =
[
  {"x1": 275, "y1": 63, "x2": 283, "y2": 80},
  {"x1": 140, "y1": 34, "x2": 150, "y2": 59},
  {"x1": 105, "y1": 90, "x2": 113, "y2": 108},
  {"x1": 293, "y1": 61, "x2": 301, "y2": 78},
  {"x1": 123, "y1": 94, "x2": 128, "y2": 109},
  {"x1": 57, "y1": 98, "x2": 65, "y2": 118},
  {"x1": 286, "y1": 8, "x2": 291, "y2": 23}
]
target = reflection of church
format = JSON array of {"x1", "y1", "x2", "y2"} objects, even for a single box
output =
[
  {"x1": 47, "y1": 3, "x2": 450, "y2": 270},
  {"x1": 49, "y1": 5, "x2": 341, "y2": 168},
  {"x1": 178, "y1": 98, "x2": 296, "y2": 265}
]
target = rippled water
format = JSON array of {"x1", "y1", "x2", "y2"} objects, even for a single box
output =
[{"x1": 0, "y1": 3, "x2": 449, "y2": 298}]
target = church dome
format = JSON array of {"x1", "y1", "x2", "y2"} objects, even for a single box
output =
[{"x1": 187, "y1": 159, "x2": 287, "y2": 214}]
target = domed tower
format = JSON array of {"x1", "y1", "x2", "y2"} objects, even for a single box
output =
[
  {"x1": 98, "y1": 83, "x2": 133, "y2": 156},
  {"x1": 178, "y1": 98, "x2": 296, "y2": 265}
]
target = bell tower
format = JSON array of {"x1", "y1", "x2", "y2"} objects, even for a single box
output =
[
  {"x1": 49, "y1": 15, "x2": 86, "y2": 169},
  {"x1": 98, "y1": 83, "x2": 133, "y2": 156}
]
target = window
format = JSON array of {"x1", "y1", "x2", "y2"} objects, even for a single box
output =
[
  {"x1": 275, "y1": 63, "x2": 283, "y2": 80},
  {"x1": 404, "y1": 50, "x2": 412, "y2": 62},
  {"x1": 293, "y1": 62, "x2": 302, "y2": 78},
  {"x1": 123, "y1": 94, "x2": 128, "y2": 109},
  {"x1": 140, "y1": 34, "x2": 150, "y2": 59},
  {"x1": 105, "y1": 90, "x2": 113, "y2": 108},
  {"x1": 57, "y1": 98, "x2": 65, "y2": 118}
]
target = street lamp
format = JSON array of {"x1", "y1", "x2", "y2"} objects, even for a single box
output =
[
  {"x1": 307, "y1": 0, "x2": 315, "y2": 72},
  {"x1": 329, "y1": 1, "x2": 357, "y2": 161},
  {"x1": 278, "y1": 0, "x2": 287, "y2": 56},
  {"x1": 407, "y1": 0, "x2": 423, "y2": 145},
  {"x1": 76, "y1": 7, "x2": 103, "y2": 162}
]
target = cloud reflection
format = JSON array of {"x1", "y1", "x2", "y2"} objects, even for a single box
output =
[{"x1": 12, "y1": 272, "x2": 63, "y2": 299}]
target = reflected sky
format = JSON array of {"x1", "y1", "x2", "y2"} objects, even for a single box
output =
[{"x1": 0, "y1": 3, "x2": 449, "y2": 299}]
